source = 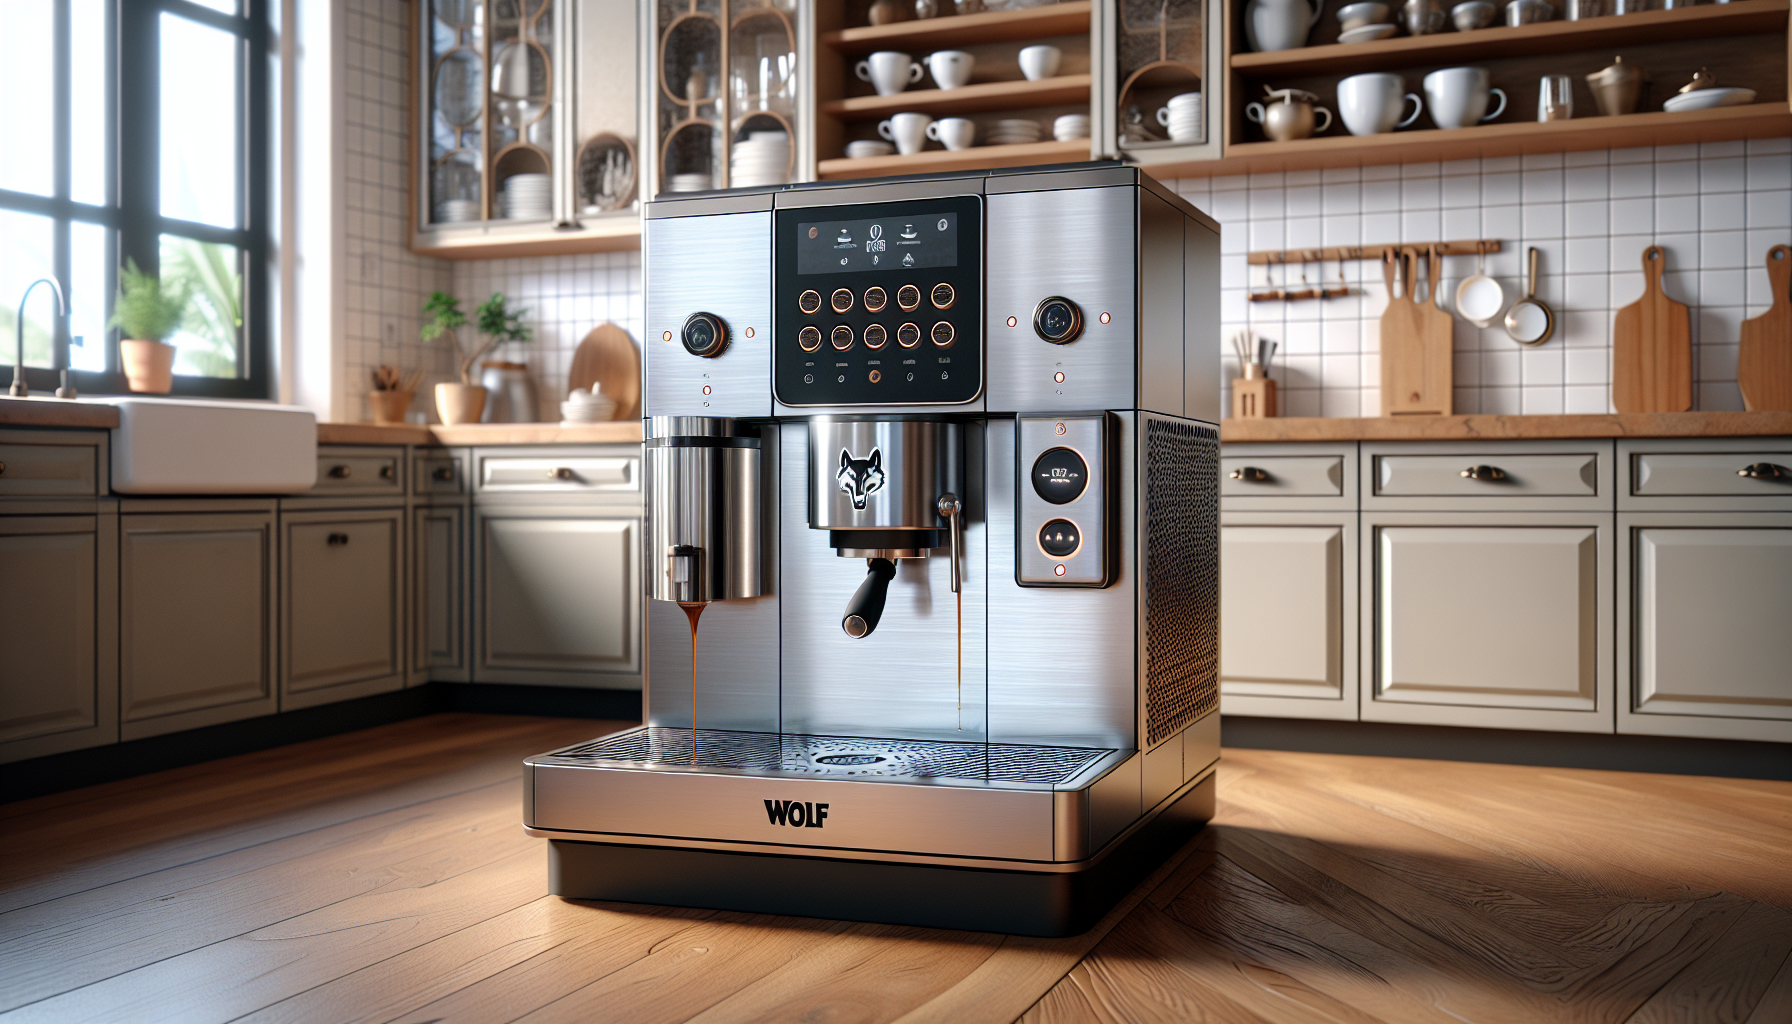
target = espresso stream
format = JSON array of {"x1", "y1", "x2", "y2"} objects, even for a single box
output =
[{"x1": 678, "y1": 601, "x2": 707, "y2": 762}]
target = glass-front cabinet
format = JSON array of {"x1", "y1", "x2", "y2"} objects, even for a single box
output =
[
  {"x1": 414, "y1": 0, "x2": 641, "y2": 257},
  {"x1": 1098, "y1": 0, "x2": 1223, "y2": 167}
]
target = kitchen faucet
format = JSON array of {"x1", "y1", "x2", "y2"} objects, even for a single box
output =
[{"x1": 12, "y1": 277, "x2": 78, "y2": 399}]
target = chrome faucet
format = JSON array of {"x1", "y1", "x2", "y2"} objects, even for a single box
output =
[{"x1": 12, "y1": 277, "x2": 77, "y2": 399}]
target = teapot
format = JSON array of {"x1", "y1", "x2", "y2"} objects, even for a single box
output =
[
  {"x1": 1245, "y1": 0, "x2": 1323, "y2": 52},
  {"x1": 1246, "y1": 87, "x2": 1333, "y2": 141}
]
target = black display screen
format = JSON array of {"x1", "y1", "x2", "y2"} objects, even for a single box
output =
[{"x1": 796, "y1": 212, "x2": 959, "y2": 275}]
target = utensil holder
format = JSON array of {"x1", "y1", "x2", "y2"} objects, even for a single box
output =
[{"x1": 1232, "y1": 375, "x2": 1278, "y2": 419}]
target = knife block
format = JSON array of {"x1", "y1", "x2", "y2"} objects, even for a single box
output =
[{"x1": 1231, "y1": 367, "x2": 1277, "y2": 419}]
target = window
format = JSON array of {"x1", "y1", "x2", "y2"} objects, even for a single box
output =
[{"x1": 0, "y1": 0, "x2": 269, "y2": 397}]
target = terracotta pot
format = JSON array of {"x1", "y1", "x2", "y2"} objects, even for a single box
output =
[
  {"x1": 120, "y1": 339, "x2": 176, "y2": 393},
  {"x1": 369, "y1": 389, "x2": 414, "y2": 424},
  {"x1": 435, "y1": 382, "x2": 487, "y2": 425}
]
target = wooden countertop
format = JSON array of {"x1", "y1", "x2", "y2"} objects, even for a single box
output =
[
  {"x1": 0, "y1": 395, "x2": 122, "y2": 429},
  {"x1": 316, "y1": 421, "x2": 644, "y2": 446},
  {"x1": 1220, "y1": 411, "x2": 1792, "y2": 443}
]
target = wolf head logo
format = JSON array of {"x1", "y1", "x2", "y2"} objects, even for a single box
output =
[{"x1": 837, "y1": 448, "x2": 886, "y2": 511}]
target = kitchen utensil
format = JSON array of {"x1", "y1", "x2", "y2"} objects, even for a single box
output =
[
  {"x1": 1337, "y1": 73, "x2": 1423, "y2": 135},
  {"x1": 1337, "y1": 2, "x2": 1391, "y2": 29},
  {"x1": 1662, "y1": 87, "x2": 1755, "y2": 112},
  {"x1": 1455, "y1": 243, "x2": 1507, "y2": 327},
  {"x1": 1679, "y1": 67, "x2": 1718, "y2": 94},
  {"x1": 1245, "y1": 0, "x2": 1323, "y2": 51},
  {"x1": 1738, "y1": 245, "x2": 1792, "y2": 411},
  {"x1": 856, "y1": 52, "x2": 924, "y2": 96},
  {"x1": 845, "y1": 139, "x2": 896, "y2": 159},
  {"x1": 1539, "y1": 74, "x2": 1574, "y2": 120},
  {"x1": 1612, "y1": 246, "x2": 1692, "y2": 413},
  {"x1": 1018, "y1": 45, "x2": 1062, "y2": 80},
  {"x1": 926, "y1": 117, "x2": 976, "y2": 150},
  {"x1": 1381, "y1": 246, "x2": 1454, "y2": 416},
  {"x1": 1567, "y1": 0, "x2": 1610, "y2": 16},
  {"x1": 1404, "y1": 0, "x2": 1448, "y2": 33},
  {"x1": 1503, "y1": 247, "x2": 1556, "y2": 346},
  {"x1": 1451, "y1": 0, "x2": 1498, "y2": 28},
  {"x1": 1506, "y1": 0, "x2": 1556, "y2": 22},
  {"x1": 1246, "y1": 88, "x2": 1332, "y2": 141},
  {"x1": 568, "y1": 322, "x2": 641, "y2": 421},
  {"x1": 1338, "y1": 23, "x2": 1400, "y2": 40},
  {"x1": 1230, "y1": 329, "x2": 1280, "y2": 418},
  {"x1": 927, "y1": 50, "x2": 974, "y2": 89},
  {"x1": 878, "y1": 112, "x2": 932, "y2": 155},
  {"x1": 1587, "y1": 56, "x2": 1647, "y2": 116},
  {"x1": 1423, "y1": 67, "x2": 1508, "y2": 128}
]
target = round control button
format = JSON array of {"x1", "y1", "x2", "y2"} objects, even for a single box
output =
[
  {"x1": 680, "y1": 312, "x2": 728, "y2": 358},
  {"x1": 830, "y1": 325, "x2": 854, "y2": 351},
  {"x1": 1032, "y1": 447, "x2": 1088, "y2": 505},
  {"x1": 798, "y1": 289, "x2": 822, "y2": 315},
  {"x1": 863, "y1": 286, "x2": 888, "y2": 313},
  {"x1": 897, "y1": 322, "x2": 922, "y2": 348},
  {"x1": 896, "y1": 284, "x2": 922, "y2": 311},
  {"x1": 797, "y1": 325, "x2": 822, "y2": 352},
  {"x1": 863, "y1": 323, "x2": 888, "y2": 349},
  {"x1": 869, "y1": 369, "x2": 882, "y2": 383},
  {"x1": 1039, "y1": 519, "x2": 1081, "y2": 558},
  {"x1": 1033, "y1": 296, "x2": 1084, "y2": 345},
  {"x1": 831, "y1": 288, "x2": 854, "y2": 314},
  {"x1": 931, "y1": 283, "x2": 955, "y2": 310},
  {"x1": 931, "y1": 321, "x2": 955, "y2": 347}
]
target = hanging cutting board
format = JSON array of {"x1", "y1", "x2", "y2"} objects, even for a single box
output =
[
  {"x1": 1738, "y1": 245, "x2": 1792, "y2": 412},
  {"x1": 1612, "y1": 246, "x2": 1692, "y2": 413},
  {"x1": 568, "y1": 322, "x2": 641, "y2": 421},
  {"x1": 1379, "y1": 247, "x2": 1453, "y2": 416}
]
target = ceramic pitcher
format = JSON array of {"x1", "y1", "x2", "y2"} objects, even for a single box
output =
[{"x1": 1245, "y1": 0, "x2": 1323, "y2": 52}]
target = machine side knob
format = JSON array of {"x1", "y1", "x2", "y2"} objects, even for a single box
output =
[
  {"x1": 680, "y1": 312, "x2": 729, "y2": 358},
  {"x1": 1032, "y1": 296, "x2": 1084, "y2": 345}
]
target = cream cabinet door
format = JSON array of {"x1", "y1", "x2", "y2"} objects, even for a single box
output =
[
  {"x1": 0, "y1": 515, "x2": 117, "y2": 763},
  {"x1": 412, "y1": 504, "x2": 467, "y2": 681},
  {"x1": 1363, "y1": 513, "x2": 1613, "y2": 733},
  {"x1": 1618, "y1": 514, "x2": 1792, "y2": 743},
  {"x1": 282, "y1": 508, "x2": 405, "y2": 708},
  {"x1": 1219, "y1": 515, "x2": 1356, "y2": 720},
  {"x1": 474, "y1": 511, "x2": 641, "y2": 688}
]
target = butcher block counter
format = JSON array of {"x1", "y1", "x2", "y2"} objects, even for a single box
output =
[{"x1": 1220, "y1": 410, "x2": 1792, "y2": 443}]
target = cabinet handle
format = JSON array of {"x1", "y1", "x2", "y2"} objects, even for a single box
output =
[
  {"x1": 379, "y1": 465, "x2": 395, "y2": 480},
  {"x1": 1738, "y1": 462, "x2": 1788, "y2": 481},
  {"x1": 328, "y1": 465, "x2": 351, "y2": 479},
  {"x1": 432, "y1": 466, "x2": 455, "y2": 481},
  {"x1": 1229, "y1": 466, "x2": 1271, "y2": 482},
  {"x1": 0, "y1": 461, "x2": 6, "y2": 475},
  {"x1": 1460, "y1": 465, "x2": 1507, "y2": 482},
  {"x1": 327, "y1": 532, "x2": 350, "y2": 546},
  {"x1": 548, "y1": 467, "x2": 577, "y2": 481}
]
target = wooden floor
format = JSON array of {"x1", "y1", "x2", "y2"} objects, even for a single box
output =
[{"x1": 2, "y1": 714, "x2": 1788, "y2": 1024}]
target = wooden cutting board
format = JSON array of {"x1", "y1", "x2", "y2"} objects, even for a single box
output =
[
  {"x1": 1379, "y1": 247, "x2": 1453, "y2": 416},
  {"x1": 1738, "y1": 244, "x2": 1792, "y2": 412},
  {"x1": 1612, "y1": 245, "x2": 1691, "y2": 413},
  {"x1": 568, "y1": 322, "x2": 641, "y2": 420}
]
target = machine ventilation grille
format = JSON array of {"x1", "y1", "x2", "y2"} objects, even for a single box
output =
[
  {"x1": 1142, "y1": 416, "x2": 1220, "y2": 748},
  {"x1": 548, "y1": 728, "x2": 1113, "y2": 786}
]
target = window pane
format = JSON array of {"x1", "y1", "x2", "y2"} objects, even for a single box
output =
[
  {"x1": 0, "y1": 0, "x2": 55, "y2": 197},
  {"x1": 160, "y1": 14, "x2": 238, "y2": 229},
  {"x1": 70, "y1": 221, "x2": 109, "y2": 372},
  {"x1": 71, "y1": 0, "x2": 108, "y2": 207},
  {"x1": 0, "y1": 211, "x2": 57, "y2": 369},
  {"x1": 160, "y1": 236, "x2": 241, "y2": 378},
  {"x1": 187, "y1": 0, "x2": 239, "y2": 13}
]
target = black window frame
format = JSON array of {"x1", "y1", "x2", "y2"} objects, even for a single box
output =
[{"x1": 2, "y1": 0, "x2": 271, "y2": 399}]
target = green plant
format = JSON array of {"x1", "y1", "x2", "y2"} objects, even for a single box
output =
[
  {"x1": 419, "y1": 290, "x2": 532, "y2": 384},
  {"x1": 163, "y1": 238, "x2": 243, "y2": 378},
  {"x1": 109, "y1": 259, "x2": 191, "y2": 343}
]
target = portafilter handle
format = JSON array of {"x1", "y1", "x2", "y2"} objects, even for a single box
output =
[
  {"x1": 937, "y1": 493, "x2": 963, "y2": 594},
  {"x1": 842, "y1": 558, "x2": 897, "y2": 639}
]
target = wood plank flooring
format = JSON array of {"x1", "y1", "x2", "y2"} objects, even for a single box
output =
[{"x1": 1, "y1": 713, "x2": 1786, "y2": 1023}]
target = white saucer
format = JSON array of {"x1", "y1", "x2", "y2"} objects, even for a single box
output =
[
  {"x1": 1338, "y1": 22, "x2": 1399, "y2": 42},
  {"x1": 1662, "y1": 87, "x2": 1756, "y2": 113}
]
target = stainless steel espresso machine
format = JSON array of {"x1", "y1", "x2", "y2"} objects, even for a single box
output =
[{"x1": 524, "y1": 163, "x2": 1222, "y2": 936}]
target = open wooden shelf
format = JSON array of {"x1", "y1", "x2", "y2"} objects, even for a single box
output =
[
  {"x1": 821, "y1": 1, "x2": 1091, "y2": 55},
  {"x1": 821, "y1": 74, "x2": 1091, "y2": 121},
  {"x1": 817, "y1": 138, "x2": 1089, "y2": 178},
  {"x1": 1231, "y1": 0, "x2": 1788, "y2": 78},
  {"x1": 410, "y1": 215, "x2": 641, "y2": 259}
]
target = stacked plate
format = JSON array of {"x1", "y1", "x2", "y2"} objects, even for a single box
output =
[
  {"x1": 497, "y1": 173, "x2": 551, "y2": 220},
  {"x1": 1052, "y1": 113, "x2": 1090, "y2": 141},
  {"x1": 846, "y1": 139, "x2": 895, "y2": 159},
  {"x1": 668, "y1": 172, "x2": 714, "y2": 193},
  {"x1": 730, "y1": 130, "x2": 790, "y2": 188},
  {"x1": 435, "y1": 199, "x2": 480, "y2": 223},
  {"x1": 986, "y1": 118, "x2": 1042, "y2": 146},
  {"x1": 1160, "y1": 92, "x2": 1202, "y2": 143}
]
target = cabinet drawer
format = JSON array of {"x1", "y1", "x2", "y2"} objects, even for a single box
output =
[
  {"x1": 478, "y1": 455, "x2": 639, "y2": 495},
  {"x1": 1374, "y1": 452, "x2": 1599, "y2": 498},
  {"x1": 1221, "y1": 456, "x2": 1343, "y2": 498},
  {"x1": 414, "y1": 453, "x2": 465, "y2": 496},
  {"x1": 0, "y1": 442, "x2": 99, "y2": 496},
  {"x1": 313, "y1": 448, "x2": 404, "y2": 497},
  {"x1": 1631, "y1": 451, "x2": 1792, "y2": 498}
]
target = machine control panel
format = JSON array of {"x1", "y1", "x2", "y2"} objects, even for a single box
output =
[
  {"x1": 774, "y1": 195, "x2": 982, "y2": 406},
  {"x1": 1032, "y1": 296, "x2": 1084, "y2": 345},
  {"x1": 1016, "y1": 413, "x2": 1111, "y2": 587},
  {"x1": 681, "y1": 312, "x2": 729, "y2": 358}
]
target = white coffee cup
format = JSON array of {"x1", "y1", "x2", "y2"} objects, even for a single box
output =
[
  {"x1": 927, "y1": 117, "x2": 976, "y2": 151},
  {"x1": 927, "y1": 50, "x2": 974, "y2": 90},
  {"x1": 856, "y1": 51, "x2": 924, "y2": 97},
  {"x1": 878, "y1": 112, "x2": 932, "y2": 155},
  {"x1": 1422, "y1": 66, "x2": 1508, "y2": 129},
  {"x1": 1155, "y1": 93, "x2": 1203, "y2": 141},
  {"x1": 1337, "y1": 72, "x2": 1423, "y2": 135},
  {"x1": 1018, "y1": 45, "x2": 1062, "y2": 81}
]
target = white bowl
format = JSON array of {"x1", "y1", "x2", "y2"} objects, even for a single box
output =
[
  {"x1": 1662, "y1": 87, "x2": 1756, "y2": 113},
  {"x1": 846, "y1": 140, "x2": 895, "y2": 158},
  {"x1": 1338, "y1": 22, "x2": 1400, "y2": 42},
  {"x1": 1337, "y1": 1, "x2": 1391, "y2": 29}
]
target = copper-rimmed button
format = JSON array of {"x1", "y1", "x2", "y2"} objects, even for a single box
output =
[
  {"x1": 931, "y1": 321, "x2": 955, "y2": 347},
  {"x1": 897, "y1": 322, "x2": 922, "y2": 348},
  {"x1": 831, "y1": 324, "x2": 854, "y2": 350},
  {"x1": 830, "y1": 288, "x2": 854, "y2": 313},
  {"x1": 863, "y1": 286, "x2": 888, "y2": 312},
  {"x1": 931, "y1": 283, "x2": 955, "y2": 310},
  {"x1": 797, "y1": 325, "x2": 822, "y2": 352},
  {"x1": 869, "y1": 369, "x2": 882, "y2": 383},
  {"x1": 896, "y1": 284, "x2": 921, "y2": 311},
  {"x1": 798, "y1": 289, "x2": 822, "y2": 315},
  {"x1": 863, "y1": 323, "x2": 888, "y2": 349}
]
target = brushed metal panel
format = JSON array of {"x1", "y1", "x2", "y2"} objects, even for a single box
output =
[
  {"x1": 778, "y1": 421, "x2": 990, "y2": 741},
  {"x1": 1221, "y1": 525, "x2": 1343, "y2": 700},
  {"x1": 1086, "y1": 752, "x2": 1141, "y2": 855},
  {"x1": 808, "y1": 419, "x2": 962, "y2": 532},
  {"x1": 1633, "y1": 451, "x2": 1792, "y2": 498},
  {"x1": 987, "y1": 412, "x2": 1140, "y2": 747},
  {"x1": 1375, "y1": 452, "x2": 1600, "y2": 498},
  {"x1": 774, "y1": 178, "x2": 987, "y2": 208},
  {"x1": 985, "y1": 187, "x2": 1139, "y2": 414},
  {"x1": 1142, "y1": 739, "x2": 1181, "y2": 810},
  {"x1": 1016, "y1": 414, "x2": 1110, "y2": 586},
  {"x1": 1221, "y1": 456, "x2": 1344, "y2": 498},
  {"x1": 1182, "y1": 710, "x2": 1220, "y2": 782},
  {"x1": 1184, "y1": 215, "x2": 1223, "y2": 423},
  {"x1": 644, "y1": 211, "x2": 773, "y2": 418},
  {"x1": 1138, "y1": 189, "x2": 1184, "y2": 418}
]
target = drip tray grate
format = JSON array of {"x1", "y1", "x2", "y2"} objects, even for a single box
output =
[{"x1": 546, "y1": 728, "x2": 1115, "y2": 787}]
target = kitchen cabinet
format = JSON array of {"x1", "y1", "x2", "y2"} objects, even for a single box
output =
[
  {"x1": 413, "y1": 449, "x2": 471, "y2": 683},
  {"x1": 281, "y1": 508, "x2": 406, "y2": 709},
  {"x1": 0, "y1": 513, "x2": 118, "y2": 763}
]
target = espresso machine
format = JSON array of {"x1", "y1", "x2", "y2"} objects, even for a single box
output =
[{"x1": 525, "y1": 163, "x2": 1222, "y2": 935}]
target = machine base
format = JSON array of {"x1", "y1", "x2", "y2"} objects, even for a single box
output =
[{"x1": 546, "y1": 773, "x2": 1214, "y2": 936}]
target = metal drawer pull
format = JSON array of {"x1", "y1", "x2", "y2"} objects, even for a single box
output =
[
  {"x1": 1738, "y1": 462, "x2": 1788, "y2": 480},
  {"x1": 548, "y1": 467, "x2": 578, "y2": 481},
  {"x1": 327, "y1": 532, "x2": 350, "y2": 546},
  {"x1": 328, "y1": 465, "x2": 351, "y2": 479},
  {"x1": 1229, "y1": 466, "x2": 1271, "y2": 482},
  {"x1": 379, "y1": 465, "x2": 395, "y2": 480},
  {"x1": 1460, "y1": 465, "x2": 1507, "y2": 482},
  {"x1": 0, "y1": 461, "x2": 6, "y2": 475},
  {"x1": 432, "y1": 466, "x2": 455, "y2": 481}
]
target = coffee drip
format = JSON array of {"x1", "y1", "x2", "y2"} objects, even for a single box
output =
[{"x1": 678, "y1": 601, "x2": 706, "y2": 761}]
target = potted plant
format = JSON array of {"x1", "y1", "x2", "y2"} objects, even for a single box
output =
[
  {"x1": 420, "y1": 291, "x2": 532, "y2": 424},
  {"x1": 368, "y1": 365, "x2": 421, "y2": 424},
  {"x1": 110, "y1": 260, "x2": 190, "y2": 393}
]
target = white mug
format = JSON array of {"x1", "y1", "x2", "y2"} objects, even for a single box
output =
[
  {"x1": 1422, "y1": 67, "x2": 1507, "y2": 129},
  {"x1": 1018, "y1": 45, "x2": 1062, "y2": 81},
  {"x1": 926, "y1": 117, "x2": 976, "y2": 151},
  {"x1": 927, "y1": 50, "x2": 974, "y2": 90},
  {"x1": 877, "y1": 111, "x2": 932, "y2": 155},
  {"x1": 1337, "y1": 72, "x2": 1423, "y2": 135},
  {"x1": 856, "y1": 51, "x2": 924, "y2": 97},
  {"x1": 1155, "y1": 93, "x2": 1203, "y2": 142}
]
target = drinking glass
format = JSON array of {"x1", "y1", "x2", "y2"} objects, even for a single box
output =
[{"x1": 1538, "y1": 75, "x2": 1573, "y2": 121}]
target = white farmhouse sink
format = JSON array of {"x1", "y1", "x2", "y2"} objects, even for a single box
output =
[{"x1": 101, "y1": 397, "x2": 317, "y2": 494}]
